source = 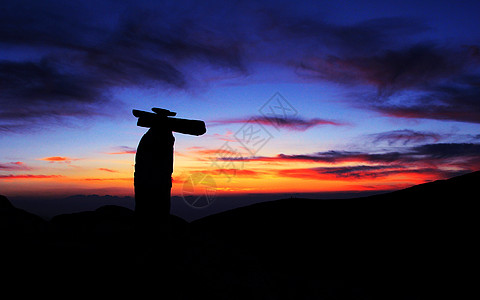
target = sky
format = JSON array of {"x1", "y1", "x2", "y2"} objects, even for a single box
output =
[{"x1": 1, "y1": 0, "x2": 480, "y2": 212}]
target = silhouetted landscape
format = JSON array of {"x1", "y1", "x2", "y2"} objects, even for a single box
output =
[
  {"x1": 3, "y1": 1, "x2": 480, "y2": 298},
  {"x1": 2, "y1": 170, "x2": 477, "y2": 298}
]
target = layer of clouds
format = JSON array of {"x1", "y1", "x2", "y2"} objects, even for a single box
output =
[
  {"x1": 297, "y1": 43, "x2": 480, "y2": 123},
  {"x1": 223, "y1": 143, "x2": 480, "y2": 177},
  {"x1": 276, "y1": 166, "x2": 464, "y2": 181},
  {"x1": 235, "y1": 142, "x2": 480, "y2": 162},
  {"x1": 1, "y1": 0, "x2": 479, "y2": 133},
  {"x1": 0, "y1": 1, "x2": 247, "y2": 132}
]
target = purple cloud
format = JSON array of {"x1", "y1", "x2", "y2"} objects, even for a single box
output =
[
  {"x1": 210, "y1": 116, "x2": 344, "y2": 131},
  {"x1": 0, "y1": 161, "x2": 32, "y2": 171},
  {"x1": 367, "y1": 129, "x2": 443, "y2": 146}
]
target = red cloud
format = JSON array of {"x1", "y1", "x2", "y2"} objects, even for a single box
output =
[
  {"x1": 205, "y1": 130, "x2": 236, "y2": 142},
  {"x1": 38, "y1": 156, "x2": 75, "y2": 163},
  {"x1": 197, "y1": 169, "x2": 265, "y2": 178},
  {"x1": 83, "y1": 177, "x2": 132, "y2": 181},
  {"x1": 98, "y1": 168, "x2": 119, "y2": 173},
  {"x1": 188, "y1": 147, "x2": 241, "y2": 157},
  {"x1": 276, "y1": 166, "x2": 464, "y2": 182}
]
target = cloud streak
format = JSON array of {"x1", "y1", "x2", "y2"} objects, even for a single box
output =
[
  {"x1": 0, "y1": 161, "x2": 31, "y2": 171},
  {"x1": 366, "y1": 129, "x2": 443, "y2": 146},
  {"x1": 0, "y1": 174, "x2": 62, "y2": 180},
  {"x1": 276, "y1": 166, "x2": 463, "y2": 182},
  {"x1": 223, "y1": 143, "x2": 480, "y2": 175},
  {"x1": 98, "y1": 168, "x2": 119, "y2": 173},
  {"x1": 211, "y1": 116, "x2": 344, "y2": 131},
  {"x1": 38, "y1": 156, "x2": 76, "y2": 163},
  {"x1": 107, "y1": 146, "x2": 137, "y2": 155}
]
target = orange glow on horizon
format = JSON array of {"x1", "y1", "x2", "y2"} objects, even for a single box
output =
[{"x1": 1, "y1": 146, "x2": 472, "y2": 198}]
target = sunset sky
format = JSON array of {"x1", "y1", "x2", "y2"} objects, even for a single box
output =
[{"x1": 1, "y1": 0, "x2": 480, "y2": 209}]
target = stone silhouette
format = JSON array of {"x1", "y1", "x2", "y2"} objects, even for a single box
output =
[{"x1": 133, "y1": 108, "x2": 206, "y2": 231}]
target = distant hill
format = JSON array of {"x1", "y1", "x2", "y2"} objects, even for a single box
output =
[
  {"x1": 190, "y1": 170, "x2": 478, "y2": 275},
  {"x1": 9, "y1": 194, "x2": 135, "y2": 220}
]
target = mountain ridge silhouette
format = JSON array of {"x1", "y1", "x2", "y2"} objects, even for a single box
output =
[{"x1": 1, "y1": 170, "x2": 477, "y2": 298}]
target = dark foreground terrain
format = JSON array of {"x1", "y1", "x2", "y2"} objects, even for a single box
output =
[{"x1": 1, "y1": 171, "x2": 478, "y2": 298}]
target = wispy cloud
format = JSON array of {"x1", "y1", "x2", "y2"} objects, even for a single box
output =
[
  {"x1": 0, "y1": 1, "x2": 246, "y2": 132},
  {"x1": 0, "y1": 161, "x2": 31, "y2": 171},
  {"x1": 222, "y1": 143, "x2": 480, "y2": 175},
  {"x1": 107, "y1": 146, "x2": 136, "y2": 155},
  {"x1": 276, "y1": 166, "x2": 463, "y2": 181},
  {"x1": 260, "y1": 7, "x2": 480, "y2": 123},
  {"x1": 98, "y1": 168, "x2": 119, "y2": 173},
  {"x1": 204, "y1": 130, "x2": 236, "y2": 142},
  {"x1": 297, "y1": 42, "x2": 480, "y2": 123},
  {"x1": 192, "y1": 169, "x2": 265, "y2": 178},
  {"x1": 0, "y1": 174, "x2": 62, "y2": 180},
  {"x1": 83, "y1": 177, "x2": 132, "y2": 181},
  {"x1": 366, "y1": 129, "x2": 443, "y2": 146},
  {"x1": 38, "y1": 156, "x2": 76, "y2": 163},
  {"x1": 187, "y1": 147, "x2": 240, "y2": 157},
  {"x1": 1, "y1": 0, "x2": 479, "y2": 133},
  {"x1": 211, "y1": 116, "x2": 344, "y2": 131}
]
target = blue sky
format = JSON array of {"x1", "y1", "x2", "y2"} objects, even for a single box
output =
[{"x1": 1, "y1": 0, "x2": 480, "y2": 201}]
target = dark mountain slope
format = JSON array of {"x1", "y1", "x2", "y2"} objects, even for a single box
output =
[
  {"x1": 1, "y1": 171, "x2": 477, "y2": 298},
  {"x1": 190, "y1": 171, "x2": 479, "y2": 276}
]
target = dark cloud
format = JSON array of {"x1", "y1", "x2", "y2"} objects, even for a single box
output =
[
  {"x1": 0, "y1": 1, "x2": 246, "y2": 132},
  {"x1": 277, "y1": 166, "x2": 466, "y2": 181},
  {"x1": 274, "y1": 11, "x2": 480, "y2": 124},
  {"x1": 299, "y1": 44, "x2": 463, "y2": 90},
  {"x1": 234, "y1": 150, "x2": 407, "y2": 164},
  {"x1": 297, "y1": 41, "x2": 480, "y2": 123},
  {"x1": 270, "y1": 15, "x2": 428, "y2": 57},
  {"x1": 225, "y1": 143, "x2": 480, "y2": 173},
  {"x1": 269, "y1": 143, "x2": 480, "y2": 180},
  {"x1": 312, "y1": 165, "x2": 405, "y2": 178},
  {"x1": 367, "y1": 129, "x2": 442, "y2": 146},
  {"x1": 411, "y1": 143, "x2": 480, "y2": 159},
  {"x1": 276, "y1": 4, "x2": 480, "y2": 123},
  {"x1": 263, "y1": 9, "x2": 480, "y2": 124},
  {"x1": 371, "y1": 74, "x2": 480, "y2": 123},
  {"x1": 2, "y1": 0, "x2": 480, "y2": 132},
  {"x1": 0, "y1": 59, "x2": 110, "y2": 130},
  {"x1": 210, "y1": 115, "x2": 344, "y2": 131}
]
